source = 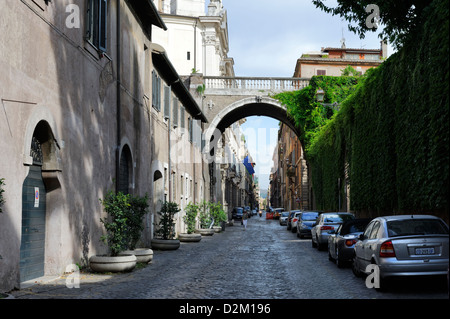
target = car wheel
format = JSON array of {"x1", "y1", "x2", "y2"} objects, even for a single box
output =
[
  {"x1": 351, "y1": 257, "x2": 362, "y2": 278},
  {"x1": 336, "y1": 249, "x2": 345, "y2": 268},
  {"x1": 317, "y1": 237, "x2": 325, "y2": 250},
  {"x1": 328, "y1": 250, "x2": 334, "y2": 262},
  {"x1": 311, "y1": 238, "x2": 317, "y2": 248}
]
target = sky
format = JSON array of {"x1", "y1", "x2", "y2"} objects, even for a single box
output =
[{"x1": 210, "y1": 0, "x2": 394, "y2": 192}]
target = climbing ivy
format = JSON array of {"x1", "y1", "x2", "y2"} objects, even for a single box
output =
[
  {"x1": 300, "y1": 0, "x2": 449, "y2": 216},
  {"x1": 273, "y1": 75, "x2": 360, "y2": 152}
]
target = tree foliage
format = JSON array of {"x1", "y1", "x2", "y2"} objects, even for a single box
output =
[
  {"x1": 311, "y1": 0, "x2": 431, "y2": 49},
  {"x1": 308, "y1": 0, "x2": 449, "y2": 215}
]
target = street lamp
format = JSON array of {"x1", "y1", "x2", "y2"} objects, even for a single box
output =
[
  {"x1": 315, "y1": 88, "x2": 325, "y2": 103},
  {"x1": 315, "y1": 88, "x2": 340, "y2": 111}
]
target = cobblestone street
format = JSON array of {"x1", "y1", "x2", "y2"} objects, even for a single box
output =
[{"x1": 8, "y1": 214, "x2": 448, "y2": 302}]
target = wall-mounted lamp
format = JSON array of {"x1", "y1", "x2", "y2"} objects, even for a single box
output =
[{"x1": 315, "y1": 88, "x2": 325, "y2": 103}]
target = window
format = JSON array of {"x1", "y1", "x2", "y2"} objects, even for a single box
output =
[
  {"x1": 164, "y1": 85, "x2": 170, "y2": 120},
  {"x1": 369, "y1": 222, "x2": 380, "y2": 239},
  {"x1": 180, "y1": 107, "x2": 185, "y2": 130},
  {"x1": 188, "y1": 117, "x2": 193, "y2": 142},
  {"x1": 86, "y1": 0, "x2": 108, "y2": 52},
  {"x1": 363, "y1": 221, "x2": 374, "y2": 239},
  {"x1": 187, "y1": 51, "x2": 191, "y2": 60},
  {"x1": 172, "y1": 98, "x2": 179, "y2": 128},
  {"x1": 316, "y1": 70, "x2": 326, "y2": 75},
  {"x1": 152, "y1": 71, "x2": 161, "y2": 111}
]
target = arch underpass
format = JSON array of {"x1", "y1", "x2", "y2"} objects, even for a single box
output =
[{"x1": 204, "y1": 96, "x2": 303, "y2": 152}]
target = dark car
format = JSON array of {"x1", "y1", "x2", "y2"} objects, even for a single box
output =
[
  {"x1": 232, "y1": 207, "x2": 244, "y2": 220},
  {"x1": 297, "y1": 211, "x2": 321, "y2": 238},
  {"x1": 328, "y1": 218, "x2": 371, "y2": 268}
]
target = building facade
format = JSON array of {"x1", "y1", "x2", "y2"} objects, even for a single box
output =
[
  {"x1": 0, "y1": 0, "x2": 206, "y2": 292},
  {"x1": 293, "y1": 40, "x2": 387, "y2": 77},
  {"x1": 152, "y1": 0, "x2": 253, "y2": 217}
]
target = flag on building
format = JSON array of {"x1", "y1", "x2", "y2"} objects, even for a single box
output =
[{"x1": 243, "y1": 156, "x2": 255, "y2": 175}]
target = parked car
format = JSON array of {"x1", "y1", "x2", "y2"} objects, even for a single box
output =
[
  {"x1": 286, "y1": 211, "x2": 295, "y2": 230},
  {"x1": 297, "y1": 211, "x2": 321, "y2": 238},
  {"x1": 328, "y1": 218, "x2": 371, "y2": 268},
  {"x1": 251, "y1": 209, "x2": 258, "y2": 216},
  {"x1": 231, "y1": 207, "x2": 244, "y2": 220},
  {"x1": 289, "y1": 211, "x2": 302, "y2": 233},
  {"x1": 286, "y1": 210, "x2": 300, "y2": 230},
  {"x1": 311, "y1": 212, "x2": 355, "y2": 250},
  {"x1": 244, "y1": 206, "x2": 251, "y2": 218},
  {"x1": 352, "y1": 215, "x2": 449, "y2": 290},
  {"x1": 279, "y1": 211, "x2": 290, "y2": 226},
  {"x1": 272, "y1": 208, "x2": 284, "y2": 220}
]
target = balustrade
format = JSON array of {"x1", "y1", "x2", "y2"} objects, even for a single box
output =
[{"x1": 204, "y1": 76, "x2": 310, "y2": 93}]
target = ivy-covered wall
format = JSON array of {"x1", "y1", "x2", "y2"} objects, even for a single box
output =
[{"x1": 307, "y1": 0, "x2": 449, "y2": 221}]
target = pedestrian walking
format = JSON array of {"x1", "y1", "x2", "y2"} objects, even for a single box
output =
[{"x1": 242, "y1": 210, "x2": 248, "y2": 230}]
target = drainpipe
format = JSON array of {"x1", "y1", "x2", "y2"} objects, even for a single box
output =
[
  {"x1": 193, "y1": 19, "x2": 198, "y2": 72},
  {"x1": 115, "y1": 0, "x2": 122, "y2": 193}
]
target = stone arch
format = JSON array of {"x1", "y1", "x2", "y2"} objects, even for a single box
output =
[
  {"x1": 23, "y1": 106, "x2": 61, "y2": 170},
  {"x1": 204, "y1": 96, "x2": 302, "y2": 157},
  {"x1": 118, "y1": 143, "x2": 133, "y2": 195}
]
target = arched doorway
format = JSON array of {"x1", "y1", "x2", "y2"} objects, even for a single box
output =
[
  {"x1": 118, "y1": 145, "x2": 132, "y2": 194},
  {"x1": 20, "y1": 121, "x2": 58, "y2": 282}
]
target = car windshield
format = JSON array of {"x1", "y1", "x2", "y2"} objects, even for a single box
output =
[
  {"x1": 235, "y1": 208, "x2": 243, "y2": 213},
  {"x1": 341, "y1": 220, "x2": 369, "y2": 234},
  {"x1": 281, "y1": 212, "x2": 289, "y2": 217},
  {"x1": 302, "y1": 213, "x2": 318, "y2": 221},
  {"x1": 387, "y1": 219, "x2": 449, "y2": 237},
  {"x1": 323, "y1": 214, "x2": 354, "y2": 223}
]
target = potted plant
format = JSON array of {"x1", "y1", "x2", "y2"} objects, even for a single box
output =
[
  {"x1": 179, "y1": 202, "x2": 202, "y2": 242},
  {"x1": 151, "y1": 201, "x2": 181, "y2": 250},
  {"x1": 209, "y1": 202, "x2": 227, "y2": 233},
  {"x1": 119, "y1": 194, "x2": 153, "y2": 263},
  {"x1": 195, "y1": 200, "x2": 215, "y2": 236},
  {"x1": 89, "y1": 191, "x2": 137, "y2": 273}
]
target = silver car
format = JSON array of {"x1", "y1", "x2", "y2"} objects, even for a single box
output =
[
  {"x1": 328, "y1": 218, "x2": 371, "y2": 268},
  {"x1": 352, "y1": 215, "x2": 449, "y2": 289},
  {"x1": 311, "y1": 212, "x2": 355, "y2": 250},
  {"x1": 279, "y1": 211, "x2": 289, "y2": 226}
]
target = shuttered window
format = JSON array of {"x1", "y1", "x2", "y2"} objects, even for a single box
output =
[
  {"x1": 86, "y1": 0, "x2": 108, "y2": 52},
  {"x1": 172, "y1": 98, "x2": 179, "y2": 128},
  {"x1": 152, "y1": 71, "x2": 161, "y2": 111},
  {"x1": 164, "y1": 85, "x2": 170, "y2": 120}
]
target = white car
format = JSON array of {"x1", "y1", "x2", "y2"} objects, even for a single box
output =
[
  {"x1": 289, "y1": 211, "x2": 302, "y2": 233},
  {"x1": 311, "y1": 212, "x2": 355, "y2": 250},
  {"x1": 279, "y1": 211, "x2": 289, "y2": 226}
]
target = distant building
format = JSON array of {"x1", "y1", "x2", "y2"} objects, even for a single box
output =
[{"x1": 293, "y1": 40, "x2": 387, "y2": 77}]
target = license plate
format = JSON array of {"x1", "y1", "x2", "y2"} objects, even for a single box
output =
[{"x1": 415, "y1": 247, "x2": 435, "y2": 255}]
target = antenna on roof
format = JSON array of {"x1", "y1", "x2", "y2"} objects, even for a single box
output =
[{"x1": 340, "y1": 26, "x2": 346, "y2": 48}]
